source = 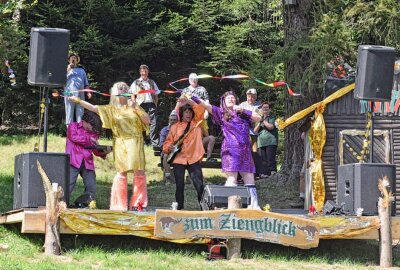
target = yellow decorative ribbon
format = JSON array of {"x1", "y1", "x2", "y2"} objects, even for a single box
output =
[
  {"x1": 276, "y1": 83, "x2": 355, "y2": 212},
  {"x1": 276, "y1": 83, "x2": 355, "y2": 130}
]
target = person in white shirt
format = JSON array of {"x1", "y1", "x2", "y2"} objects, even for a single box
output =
[
  {"x1": 239, "y1": 88, "x2": 267, "y2": 178},
  {"x1": 129, "y1": 64, "x2": 161, "y2": 146}
]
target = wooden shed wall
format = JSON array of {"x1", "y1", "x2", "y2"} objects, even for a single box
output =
[{"x1": 322, "y1": 90, "x2": 400, "y2": 214}]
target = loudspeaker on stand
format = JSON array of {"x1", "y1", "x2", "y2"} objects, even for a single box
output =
[
  {"x1": 27, "y1": 27, "x2": 70, "y2": 87},
  {"x1": 354, "y1": 45, "x2": 396, "y2": 101}
]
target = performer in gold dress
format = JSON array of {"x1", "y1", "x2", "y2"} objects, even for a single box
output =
[{"x1": 68, "y1": 82, "x2": 150, "y2": 210}]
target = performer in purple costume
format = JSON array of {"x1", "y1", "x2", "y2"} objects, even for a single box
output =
[{"x1": 190, "y1": 91, "x2": 262, "y2": 209}]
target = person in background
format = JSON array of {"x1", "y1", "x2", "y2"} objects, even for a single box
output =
[
  {"x1": 239, "y1": 88, "x2": 265, "y2": 178},
  {"x1": 69, "y1": 82, "x2": 150, "y2": 211},
  {"x1": 254, "y1": 102, "x2": 278, "y2": 177},
  {"x1": 163, "y1": 95, "x2": 205, "y2": 210},
  {"x1": 182, "y1": 73, "x2": 209, "y2": 103},
  {"x1": 192, "y1": 91, "x2": 262, "y2": 209},
  {"x1": 129, "y1": 64, "x2": 160, "y2": 147},
  {"x1": 64, "y1": 53, "x2": 90, "y2": 125},
  {"x1": 240, "y1": 88, "x2": 261, "y2": 110},
  {"x1": 159, "y1": 111, "x2": 178, "y2": 183},
  {"x1": 66, "y1": 111, "x2": 111, "y2": 205},
  {"x1": 180, "y1": 72, "x2": 216, "y2": 163},
  {"x1": 202, "y1": 123, "x2": 217, "y2": 162}
]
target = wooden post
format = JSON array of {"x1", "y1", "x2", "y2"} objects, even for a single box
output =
[
  {"x1": 37, "y1": 161, "x2": 65, "y2": 256},
  {"x1": 378, "y1": 176, "x2": 393, "y2": 268},
  {"x1": 226, "y1": 195, "x2": 241, "y2": 260}
]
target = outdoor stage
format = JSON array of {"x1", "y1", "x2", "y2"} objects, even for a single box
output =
[{"x1": 1, "y1": 208, "x2": 399, "y2": 248}]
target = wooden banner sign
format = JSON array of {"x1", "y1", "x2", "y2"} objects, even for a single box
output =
[{"x1": 154, "y1": 209, "x2": 320, "y2": 249}]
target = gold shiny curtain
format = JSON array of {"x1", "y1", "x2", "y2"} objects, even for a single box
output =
[{"x1": 309, "y1": 104, "x2": 326, "y2": 212}]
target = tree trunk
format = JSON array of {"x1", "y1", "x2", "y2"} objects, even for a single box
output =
[
  {"x1": 226, "y1": 196, "x2": 241, "y2": 260},
  {"x1": 378, "y1": 198, "x2": 392, "y2": 267},
  {"x1": 44, "y1": 184, "x2": 62, "y2": 256},
  {"x1": 378, "y1": 176, "x2": 393, "y2": 267},
  {"x1": 37, "y1": 161, "x2": 64, "y2": 256},
  {"x1": 280, "y1": 0, "x2": 314, "y2": 183}
]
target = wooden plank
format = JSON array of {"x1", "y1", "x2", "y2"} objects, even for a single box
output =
[
  {"x1": 0, "y1": 210, "x2": 24, "y2": 224},
  {"x1": 322, "y1": 154, "x2": 335, "y2": 160},
  {"x1": 155, "y1": 209, "x2": 320, "y2": 249},
  {"x1": 21, "y1": 209, "x2": 46, "y2": 233}
]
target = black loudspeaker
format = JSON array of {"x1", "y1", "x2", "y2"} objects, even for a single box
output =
[
  {"x1": 354, "y1": 45, "x2": 396, "y2": 101},
  {"x1": 13, "y1": 152, "x2": 70, "y2": 209},
  {"x1": 200, "y1": 185, "x2": 251, "y2": 210},
  {"x1": 27, "y1": 27, "x2": 70, "y2": 87},
  {"x1": 337, "y1": 163, "x2": 396, "y2": 216}
]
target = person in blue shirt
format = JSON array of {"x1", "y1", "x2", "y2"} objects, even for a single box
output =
[
  {"x1": 64, "y1": 53, "x2": 90, "y2": 125},
  {"x1": 159, "y1": 111, "x2": 178, "y2": 183}
]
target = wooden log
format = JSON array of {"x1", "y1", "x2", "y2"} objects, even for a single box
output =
[
  {"x1": 37, "y1": 161, "x2": 64, "y2": 256},
  {"x1": 226, "y1": 195, "x2": 241, "y2": 260},
  {"x1": 378, "y1": 176, "x2": 394, "y2": 268}
]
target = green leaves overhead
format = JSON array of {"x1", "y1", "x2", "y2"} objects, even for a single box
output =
[{"x1": 0, "y1": 0, "x2": 399, "y2": 128}]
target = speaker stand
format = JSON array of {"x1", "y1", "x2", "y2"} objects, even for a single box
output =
[
  {"x1": 369, "y1": 102, "x2": 374, "y2": 163},
  {"x1": 40, "y1": 86, "x2": 50, "y2": 152}
]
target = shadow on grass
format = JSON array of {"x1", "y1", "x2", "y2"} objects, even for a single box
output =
[
  {"x1": 60, "y1": 234, "x2": 207, "y2": 255},
  {"x1": 241, "y1": 239, "x2": 384, "y2": 265},
  {"x1": 57, "y1": 234, "x2": 396, "y2": 266}
]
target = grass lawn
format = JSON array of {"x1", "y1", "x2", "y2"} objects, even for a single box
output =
[{"x1": 0, "y1": 134, "x2": 399, "y2": 269}]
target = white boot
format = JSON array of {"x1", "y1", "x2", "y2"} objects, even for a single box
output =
[{"x1": 246, "y1": 185, "x2": 261, "y2": 210}]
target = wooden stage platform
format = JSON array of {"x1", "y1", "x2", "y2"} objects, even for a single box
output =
[{"x1": 1, "y1": 208, "x2": 399, "y2": 242}]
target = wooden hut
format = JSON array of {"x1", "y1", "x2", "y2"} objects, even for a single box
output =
[{"x1": 321, "y1": 82, "x2": 399, "y2": 215}]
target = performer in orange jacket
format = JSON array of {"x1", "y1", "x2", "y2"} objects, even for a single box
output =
[{"x1": 163, "y1": 95, "x2": 205, "y2": 210}]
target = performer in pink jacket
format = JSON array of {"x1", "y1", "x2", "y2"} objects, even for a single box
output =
[{"x1": 66, "y1": 111, "x2": 111, "y2": 203}]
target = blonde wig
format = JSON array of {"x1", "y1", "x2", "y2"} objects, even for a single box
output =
[{"x1": 109, "y1": 81, "x2": 129, "y2": 106}]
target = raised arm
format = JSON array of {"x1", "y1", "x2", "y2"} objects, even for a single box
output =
[
  {"x1": 68, "y1": 96, "x2": 99, "y2": 114},
  {"x1": 233, "y1": 106, "x2": 261, "y2": 122},
  {"x1": 250, "y1": 110, "x2": 262, "y2": 123},
  {"x1": 129, "y1": 94, "x2": 150, "y2": 125},
  {"x1": 187, "y1": 95, "x2": 212, "y2": 114}
]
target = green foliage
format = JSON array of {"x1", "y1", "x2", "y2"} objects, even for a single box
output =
[
  {"x1": 346, "y1": 0, "x2": 400, "y2": 49},
  {"x1": 0, "y1": 0, "x2": 399, "y2": 129},
  {"x1": 246, "y1": 0, "x2": 400, "y2": 117}
]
